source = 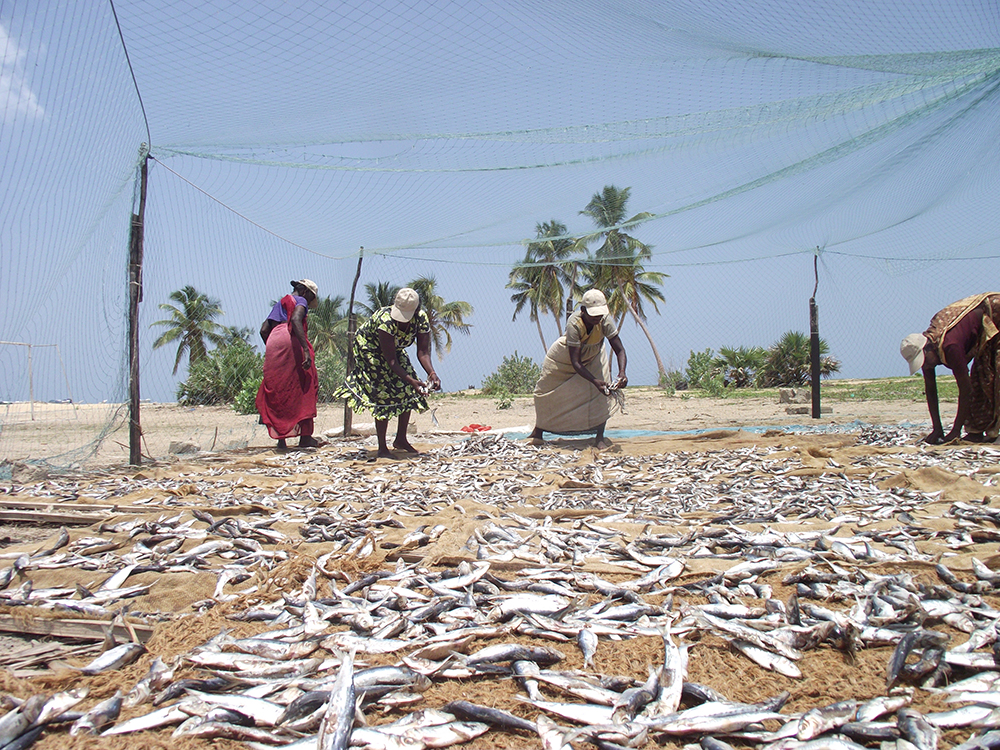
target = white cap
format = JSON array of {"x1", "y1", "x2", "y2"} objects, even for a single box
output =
[
  {"x1": 391, "y1": 287, "x2": 420, "y2": 322},
  {"x1": 291, "y1": 279, "x2": 319, "y2": 309},
  {"x1": 581, "y1": 289, "x2": 610, "y2": 317},
  {"x1": 900, "y1": 333, "x2": 927, "y2": 375}
]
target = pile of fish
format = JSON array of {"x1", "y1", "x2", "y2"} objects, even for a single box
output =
[{"x1": 2, "y1": 432, "x2": 1000, "y2": 749}]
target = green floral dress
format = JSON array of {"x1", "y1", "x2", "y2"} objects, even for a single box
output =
[{"x1": 336, "y1": 306, "x2": 431, "y2": 420}]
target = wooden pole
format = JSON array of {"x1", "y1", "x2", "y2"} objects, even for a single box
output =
[
  {"x1": 128, "y1": 145, "x2": 149, "y2": 465},
  {"x1": 26, "y1": 344, "x2": 34, "y2": 422},
  {"x1": 342, "y1": 246, "x2": 364, "y2": 437},
  {"x1": 810, "y1": 252, "x2": 821, "y2": 419}
]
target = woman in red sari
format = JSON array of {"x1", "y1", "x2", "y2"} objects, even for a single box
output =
[{"x1": 256, "y1": 279, "x2": 322, "y2": 449}]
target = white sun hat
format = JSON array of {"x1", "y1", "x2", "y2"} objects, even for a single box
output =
[
  {"x1": 580, "y1": 289, "x2": 610, "y2": 317},
  {"x1": 900, "y1": 333, "x2": 927, "y2": 375},
  {"x1": 391, "y1": 287, "x2": 420, "y2": 322}
]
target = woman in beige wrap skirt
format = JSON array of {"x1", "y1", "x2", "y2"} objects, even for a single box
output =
[{"x1": 529, "y1": 289, "x2": 628, "y2": 449}]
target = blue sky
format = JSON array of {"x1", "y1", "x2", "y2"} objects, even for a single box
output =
[{"x1": 1, "y1": 0, "x2": 999, "y2": 403}]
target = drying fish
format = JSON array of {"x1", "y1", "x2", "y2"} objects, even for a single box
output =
[
  {"x1": 78, "y1": 641, "x2": 146, "y2": 675},
  {"x1": 317, "y1": 649, "x2": 356, "y2": 750},
  {"x1": 577, "y1": 627, "x2": 598, "y2": 669},
  {"x1": 70, "y1": 691, "x2": 123, "y2": 735},
  {"x1": 0, "y1": 695, "x2": 47, "y2": 747}
]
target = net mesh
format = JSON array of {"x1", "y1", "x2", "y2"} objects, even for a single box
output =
[{"x1": 1, "y1": 0, "x2": 998, "y2": 469}]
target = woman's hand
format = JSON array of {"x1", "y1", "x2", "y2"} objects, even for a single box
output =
[
  {"x1": 613, "y1": 374, "x2": 628, "y2": 389},
  {"x1": 301, "y1": 355, "x2": 312, "y2": 371},
  {"x1": 592, "y1": 379, "x2": 610, "y2": 395},
  {"x1": 427, "y1": 372, "x2": 441, "y2": 391}
]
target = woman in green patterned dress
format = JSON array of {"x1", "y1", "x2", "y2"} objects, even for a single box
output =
[{"x1": 338, "y1": 288, "x2": 441, "y2": 459}]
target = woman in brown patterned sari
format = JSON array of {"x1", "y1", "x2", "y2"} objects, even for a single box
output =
[{"x1": 901, "y1": 293, "x2": 1000, "y2": 444}]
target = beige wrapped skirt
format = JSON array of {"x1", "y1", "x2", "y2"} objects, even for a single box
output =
[{"x1": 533, "y1": 339, "x2": 611, "y2": 435}]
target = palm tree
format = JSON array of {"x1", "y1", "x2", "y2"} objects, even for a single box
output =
[
  {"x1": 756, "y1": 331, "x2": 841, "y2": 387},
  {"x1": 408, "y1": 275, "x2": 473, "y2": 360},
  {"x1": 357, "y1": 281, "x2": 400, "y2": 317},
  {"x1": 508, "y1": 260, "x2": 550, "y2": 352},
  {"x1": 309, "y1": 295, "x2": 349, "y2": 356},
  {"x1": 507, "y1": 220, "x2": 576, "y2": 351},
  {"x1": 578, "y1": 185, "x2": 669, "y2": 377},
  {"x1": 151, "y1": 285, "x2": 226, "y2": 375},
  {"x1": 712, "y1": 346, "x2": 767, "y2": 388}
]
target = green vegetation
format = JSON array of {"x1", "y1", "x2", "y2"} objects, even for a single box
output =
[
  {"x1": 481, "y1": 351, "x2": 541, "y2": 410},
  {"x1": 821, "y1": 376, "x2": 955, "y2": 402},
  {"x1": 233, "y1": 373, "x2": 263, "y2": 415},
  {"x1": 676, "y1": 332, "x2": 841, "y2": 395},
  {"x1": 152, "y1": 285, "x2": 226, "y2": 374},
  {"x1": 685, "y1": 348, "x2": 716, "y2": 389},
  {"x1": 756, "y1": 330, "x2": 840, "y2": 387},
  {"x1": 178, "y1": 338, "x2": 262, "y2": 406}
]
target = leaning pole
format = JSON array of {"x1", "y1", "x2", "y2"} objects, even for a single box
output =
[
  {"x1": 342, "y1": 246, "x2": 365, "y2": 438},
  {"x1": 128, "y1": 144, "x2": 150, "y2": 465}
]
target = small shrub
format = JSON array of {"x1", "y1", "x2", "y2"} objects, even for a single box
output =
[
  {"x1": 481, "y1": 351, "x2": 540, "y2": 395},
  {"x1": 712, "y1": 346, "x2": 767, "y2": 388},
  {"x1": 659, "y1": 369, "x2": 687, "y2": 395},
  {"x1": 233, "y1": 373, "x2": 262, "y2": 415},
  {"x1": 685, "y1": 348, "x2": 715, "y2": 389},
  {"x1": 494, "y1": 388, "x2": 514, "y2": 410},
  {"x1": 702, "y1": 372, "x2": 728, "y2": 397}
]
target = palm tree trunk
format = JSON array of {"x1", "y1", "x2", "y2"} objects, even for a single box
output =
[
  {"x1": 536, "y1": 318, "x2": 547, "y2": 353},
  {"x1": 628, "y1": 304, "x2": 666, "y2": 377}
]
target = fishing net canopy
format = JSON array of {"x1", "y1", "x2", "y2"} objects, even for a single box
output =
[{"x1": 1, "y1": 0, "x2": 998, "y2": 468}]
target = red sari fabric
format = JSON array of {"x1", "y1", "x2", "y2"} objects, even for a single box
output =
[{"x1": 256, "y1": 295, "x2": 317, "y2": 439}]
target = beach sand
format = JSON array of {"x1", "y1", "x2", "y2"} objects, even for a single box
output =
[{"x1": 1, "y1": 384, "x2": 933, "y2": 472}]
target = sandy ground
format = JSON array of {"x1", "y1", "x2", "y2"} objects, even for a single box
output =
[{"x1": 1, "y1": 385, "x2": 934, "y2": 472}]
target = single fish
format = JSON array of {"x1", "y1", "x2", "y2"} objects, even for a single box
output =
[
  {"x1": 797, "y1": 699, "x2": 859, "y2": 740},
  {"x1": 32, "y1": 686, "x2": 89, "y2": 727},
  {"x1": 317, "y1": 650, "x2": 355, "y2": 750},
  {"x1": 69, "y1": 691, "x2": 123, "y2": 736},
  {"x1": 577, "y1": 627, "x2": 598, "y2": 669},
  {"x1": 897, "y1": 707, "x2": 941, "y2": 750},
  {"x1": 79, "y1": 642, "x2": 146, "y2": 675},
  {"x1": 442, "y1": 700, "x2": 536, "y2": 733}
]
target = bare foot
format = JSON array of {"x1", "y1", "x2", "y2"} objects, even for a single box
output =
[
  {"x1": 595, "y1": 438, "x2": 613, "y2": 450},
  {"x1": 527, "y1": 437, "x2": 545, "y2": 446},
  {"x1": 298, "y1": 436, "x2": 326, "y2": 448},
  {"x1": 393, "y1": 441, "x2": 419, "y2": 454},
  {"x1": 377, "y1": 449, "x2": 400, "y2": 460},
  {"x1": 276, "y1": 439, "x2": 288, "y2": 450}
]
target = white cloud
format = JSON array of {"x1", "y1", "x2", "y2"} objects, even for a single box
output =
[{"x1": 0, "y1": 23, "x2": 44, "y2": 124}]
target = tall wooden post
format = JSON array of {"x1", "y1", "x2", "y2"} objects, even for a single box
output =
[
  {"x1": 342, "y1": 247, "x2": 364, "y2": 437},
  {"x1": 810, "y1": 252, "x2": 821, "y2": 419},
  {"x1": 128, "y1": 145, "x2": 150, "y2": 465}
]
